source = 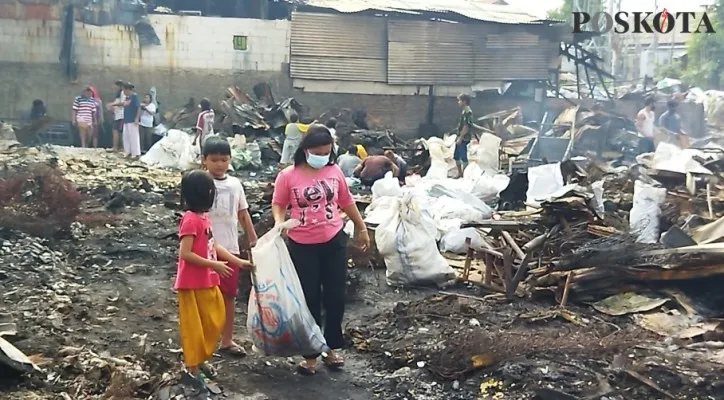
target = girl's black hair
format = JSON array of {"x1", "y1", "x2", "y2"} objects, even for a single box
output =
[
  {"x1": 180, "y1": 170, "x2": 216, "y2": 212},
  {"x1": 200, "y1": 98, "x2": 212, "y2": 111},
  {"x1": 293, "y1": 125, "x2": 337, "y2": 166},
  {"x1": 202, "y1": 136, "x2": 231, "y2": 157}
]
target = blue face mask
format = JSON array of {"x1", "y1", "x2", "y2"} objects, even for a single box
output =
[{"x1": 306, "y1": 153, "x2": 329, "y2": 169}]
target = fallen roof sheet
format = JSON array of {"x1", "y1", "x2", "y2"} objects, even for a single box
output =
[{"x1": 299, "y1": 0, "x2": 545, "y2": 24}]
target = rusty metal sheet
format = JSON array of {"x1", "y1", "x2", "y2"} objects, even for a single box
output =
[
  {"x1": 290, "y1": 56, "x2": 387, "y2": 82},
  {"x1": 388, "y1": 41, "x2": 473, "y2": 85},
  {"x1": 291, "y1": 12, "x2": 386, "y2": 59}
]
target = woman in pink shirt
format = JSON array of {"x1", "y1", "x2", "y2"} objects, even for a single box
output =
[{"x1": 271, "y1": 125, "x2": 370, "y2": 375}]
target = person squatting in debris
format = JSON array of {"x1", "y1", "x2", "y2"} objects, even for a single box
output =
[
  {"x1": 271, "y1": 125, "x2": 370, "y2": 375},
  {"x1": 121, "y1": 82, "x2": 142, "y2": 156},
  {"x1": 72, "y1": 86, "x2": 97, "y2": 148},
  {"x1": 636, "y1": 96, "x2": 656, "y2": 154},
  {"x1": 139, "y1": 93, "x2": 157, "y2": 153},
  {"x1": 353, "y1": 153, "x2": 399, "y2": 186},
  {"x1": 337, "y1": 145, "x2": 362, "y2": 177},
  {"x1": 193, "y1": 98, "x2": 215, "y2": 151},
  {"x1": 202, "y1": 137, "x2": 258, "y2": 357},
  {"x1": 280, "y1": 113, "x2": 303, "y2": 164},
  {"x1": 176, "y1": 170, "x2": 253, "y2": 393},
  {"x1": 659, "y1": 99, "x2": 682, "y2": 134},
  {"x1": 106, "y1": 80, "x2": 127, "y2": 151},
  {"x1": 384, "y1": 150, "x2": 408, "y2": 185},
  {"x1": 27, "y1": 99, "x2": 47, "y2": 122},
  {"x1": 455, "y1": 93, "x2": 474, "y2": 178}
]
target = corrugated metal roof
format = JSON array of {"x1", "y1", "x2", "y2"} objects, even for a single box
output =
[{"x1": 299, "y1": 0, "x2": 543, "y2": 24}]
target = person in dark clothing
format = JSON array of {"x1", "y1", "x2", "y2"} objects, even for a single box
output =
[
  {"x1": 455, "y1": 93, "x2": 473, "y2": 178},
  {"x1": 29, "y1": 99, "x2": 47, "y2": 122},
  {"x1": 658, "y1": 99, "x2": 682, "y2": 134}
]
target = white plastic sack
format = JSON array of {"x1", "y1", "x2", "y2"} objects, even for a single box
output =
[
  {"x1": 591, "y1": 180, "x2": 605, "y2": 217},
  {"x1": 476, "y1": 133, "x2": 502, "y2": 172},
  {"x1": 470, "y1": 174, "x2": 510, "y2": 201},
  {"x1": 526, "y1": 163, "x2": 564, "y2": 207},
  {"x1": 375, "y1": 194, "x2": 455, "y2": 287},
  {"x1": 141, "y1": 129, "x2": 198, "y2": 170},
  {"x1": 439, "y1": 227, "x2": 485, "y2": 254},
  {"x1": 371, "y1": 171, "x2": 403, "y2": 199},
  {"x1": 425, "y1": 136, "x2": 457, "y2": 179},
  {"x1": 629, "y1": 180, "x2": 667, "y2": 244},
  {"x1": 247, "y1": 220, "x2": 329, "y2": 357}
]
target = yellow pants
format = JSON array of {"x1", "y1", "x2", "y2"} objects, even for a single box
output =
[{"x1": 177, "y1": 287, "x2": 225, "y2": 367}]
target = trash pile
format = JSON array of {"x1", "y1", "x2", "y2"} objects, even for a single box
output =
[{"x1": 349, "y1": 100, "x2": 724, "y2": 398}]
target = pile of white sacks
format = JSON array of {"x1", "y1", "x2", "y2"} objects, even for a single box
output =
[{"x1": 352, "y1": 133, "x2": 511, "y2": 287}]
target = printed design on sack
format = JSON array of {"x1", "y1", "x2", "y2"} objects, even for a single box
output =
[
  {"x1": 250, "y1": 266, "x2": 326, "y2": 352},
  {"x1": 290, "y1": 178, "x2": 338, "y2": 226}
]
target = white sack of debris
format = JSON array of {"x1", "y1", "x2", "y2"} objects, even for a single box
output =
[
  {"x1": 439, "y1": 227, "x2": 485, "y2": 254},
  {"x1": 247, "y1": 219, "x2": 329, "y2": 357},
  {"x1": 371, "y1": 171, "x2": 402, "y2": 199},
  {"x1": 425, "y1": 136, "x2": 457, "y2": 179},
  {"x1": 526, "y1": 163, "x2": 565, "y2": 208},
  {"x1": 630, "y1": 180, "x2": 668, "y2": 244},
  {"x1": 140, "y1": 129, "x2": 199, "y2": 170},
  {"x1": 374, "y1": 193, "x2": 455, "y2": 287}
]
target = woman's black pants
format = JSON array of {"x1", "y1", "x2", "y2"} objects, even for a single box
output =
[{"x1": 286, "y1": 229, "x2": 348, "y2": 358}]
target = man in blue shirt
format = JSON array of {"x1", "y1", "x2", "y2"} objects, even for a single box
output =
[
  {"x1": 121, "y1": 82, "x2": 141, "y2": 156},
  {"x1": 658, "y1": 99, "x2": 682, "y2": 134}
]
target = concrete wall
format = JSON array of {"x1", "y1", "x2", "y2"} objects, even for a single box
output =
[{"x1": 0, "y1": 14, "x2": 542, "y2": 138}]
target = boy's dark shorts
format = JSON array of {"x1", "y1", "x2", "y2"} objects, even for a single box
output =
[
  {"x1": 113, "y1": 119, "x2": 124, "y2": 132},
  {"x1": 454, "y1": 141, "x2": 469, "y2": 162},
  {"x1": 218, "y1": 254, "x2": 252, "y2": 298}
]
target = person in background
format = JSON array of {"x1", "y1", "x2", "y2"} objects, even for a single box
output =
[
  {"x1": 176, "y1": 170, "x2": 253, "y2": 394},
  {"x1": 455, "y1": 93, "x2": 473, "y2": 178},
  {"x1": 122, "y1": 82, "x2": 142, "y2": 156},
  {"x1": 271, "y1": 126, "x2": 369, "y2": 375},
  {"x1": 355, "y1": 144, "x2": 368, "y2": 159},
  {"x1": 325, "y1": 118, "x2": 339, "y2": 153},
  {"x1": 72, "y1": 86, "x2": 96, "y2": 148},
  {"x1": 658, "y1": 99, "x2": 682, "y2": 134},
  {"x1": 280, "y1": 113, "x2": 303, "y2": 165},
  {"x1": 89, "y1": 85, "x2": 103, "y2": 148},
  {"x1": 337, "y1": 145, "x2": 362, "y2": 177},
  {"x1": 139, "y1": 93, "x2": 157, "y2": 152},
  {"x1": 384, "y1": 150, "x2": 407, "y2": 185},
  {"x1": 636, "y1": 96, "x2": 656, "y2": 153},
  {"x1": 202, "y1": 137, "x2": 258, "y2": 358},
  {"x1": 353, "y1": 154, "x2": 399, "y2": 186},
  {"x1": 106, "y1": 80, "x2": 126, "y2": 151},
  {"x1": 28, "y1": 99, "x2": 46, "y2": 122},
  {"x1": 193, "y1": 98, "x2": 215, "y2": 150}
]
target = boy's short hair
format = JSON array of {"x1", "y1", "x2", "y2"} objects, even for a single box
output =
[
  {"x1": 123, "y1": 82, "x2": 135, "y2": 90},
  {"x1": 325, "y1": 118, "x2": 338, "y2": 129},
  {"x1": 457, "y1": 93, "x2": 471, "y2": 105},
  {"x1": 289, "y1": 113, "x2": 299, "y2": 123},
  {"x1": 202, "y1": 136, "x2": 231, "y2": 157},
  {"x1": 347, "y1": 145, "x2": 358, "y2": 155}
]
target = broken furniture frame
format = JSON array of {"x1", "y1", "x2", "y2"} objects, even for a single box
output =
[{"x1": 459, "y1": 220, "x2": 551, "y2": 300}]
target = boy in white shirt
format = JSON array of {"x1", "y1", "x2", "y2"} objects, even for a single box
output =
[
  {"x1": 139, "y1": 93, "x2": 157, "y2": 152},
  {"x1": 202, "y1": 136, "x2": 258, "y2": 356}
]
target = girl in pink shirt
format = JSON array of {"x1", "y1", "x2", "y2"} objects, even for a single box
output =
[
  {"x1": 176, "y1": 170, "x2": 252, "y2": 394},
  {"x1": 271, "y1": 125, "x2": 370, "y2": 375}
]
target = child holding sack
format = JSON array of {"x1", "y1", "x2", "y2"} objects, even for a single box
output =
[{"x1": 176, "y1": 170, "x2": 253, "y2": 394}]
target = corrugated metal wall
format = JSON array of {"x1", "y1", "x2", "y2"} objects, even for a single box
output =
[
  {"x1": 387, "y1": 20, "x2": 478, "y2": 85},
  {"x1": 290, "y1": 12, "x2": 387, "y2": 82},
  {"x1": 291, "y1": 12, "x2": 560, "y2": 85}
]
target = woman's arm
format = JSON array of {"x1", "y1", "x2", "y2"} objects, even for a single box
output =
[{"x1": 272, "y1": 204, "x2": 287, "y2": 225}]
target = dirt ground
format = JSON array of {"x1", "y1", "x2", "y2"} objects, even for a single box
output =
[{"x1": 1, "y1": 160, "x2": 724, "y2": 400}]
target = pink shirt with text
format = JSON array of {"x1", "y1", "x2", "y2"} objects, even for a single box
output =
[
  {"x1": 272, "y1": 165, "x2": 355, "y2": 244},
  {"x1": 174, "y1": 211, "x2": 220, "y2": 290}
]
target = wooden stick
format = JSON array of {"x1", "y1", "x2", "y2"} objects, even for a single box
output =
[
  {"x1": 501, "y1": 231, "x2": 525, "y2": 260},
  {"x1": 560, "y1": 271, "x2": 575, "y2": 307},
  {"x1": 462, "y1": 237, "x2": 473, "y2": 281},
  {"x1": 503, "y1": 249, "x2": 514, "y2": 300},
  {"x1": 484, "y1": 253, "x2": 493, "y2": 285},
  {"x1": 439, "y1": 291, "x2": 489, "y2": 302}
]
